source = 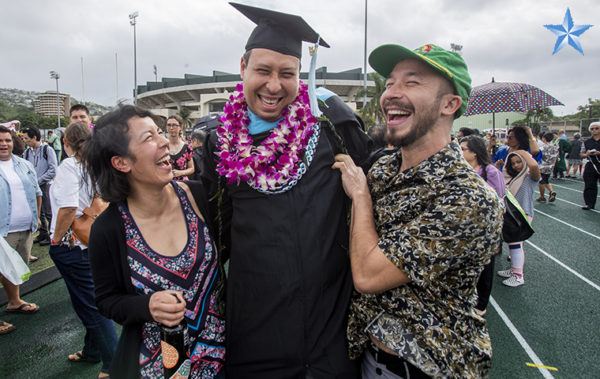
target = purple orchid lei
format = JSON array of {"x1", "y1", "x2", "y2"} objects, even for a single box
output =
[{"x1": 215, "y1": 82, "x2": 318, "y2": 191}]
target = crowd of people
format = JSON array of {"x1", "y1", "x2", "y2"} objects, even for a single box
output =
[{"x1": 2, "y1": 3, "x2": 600, "y2": 379}]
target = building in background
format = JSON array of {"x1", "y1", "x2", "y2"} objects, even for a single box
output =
[
  {"x1": 136, "y1": 67, "x2": 374, "y2": 124},
  {"x1": 33, "y1": 91, "x2": 70, "y2": 117}
]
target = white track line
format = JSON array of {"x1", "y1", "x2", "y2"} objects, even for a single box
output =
[
  {"x1": 551, "y1": 183, "x2": 600, "y2": 198},
  {"x1": 534, "y1": 209, "x2": 600, "y2": 240},
  {"x1": 526, "y1": 241, "x2": 600, "y2": 292},
  {"x1": 534, "y1": 191, "x2": 600, "y2": 214},
  {"x1": 489, "y1": 297, "x2": 555, "y2": 379},
  {"x1": 561, "y1": 178, "x2": 584, "y2": 183}
]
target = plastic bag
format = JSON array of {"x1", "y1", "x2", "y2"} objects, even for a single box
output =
[{"x1": 0, "y1": 236, "x2": 31, "y2": 285}]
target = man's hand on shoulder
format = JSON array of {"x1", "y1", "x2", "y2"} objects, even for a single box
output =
[{"x1": 332, "y1": 154, "x2": 369, "y2": 200}]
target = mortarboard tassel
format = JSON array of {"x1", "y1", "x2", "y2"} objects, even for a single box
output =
[{"x1": 308, "y1": 37, "x2": 322, "y2": 118}]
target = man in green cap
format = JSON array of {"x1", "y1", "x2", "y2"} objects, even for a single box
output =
[{"x1": 333, "y1": 44, "x2": 503, "y2": 378}]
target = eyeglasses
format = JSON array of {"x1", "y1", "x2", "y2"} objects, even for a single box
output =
[
  {"x1": 591, "y1": 127, "x2": 600, "y2": 131},
  {"x1": 166, "y1": 123, "x2": 180, "y2": 128}
]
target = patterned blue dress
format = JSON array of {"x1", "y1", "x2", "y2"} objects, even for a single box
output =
[{"x1": 118, "y1": 182, "x2": 225, "y2": 378}]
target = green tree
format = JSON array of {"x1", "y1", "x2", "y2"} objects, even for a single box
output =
[
  {"x1": 356, "y1": 72, "x2": 386, "y2": 129},
  {"x1": 178, "y1": 107, "x2": 192, "y2": 131}
]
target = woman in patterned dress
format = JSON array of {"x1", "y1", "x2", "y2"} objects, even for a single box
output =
[
  {"x1": 166, "y1": 115, "x2": 195, "y2": 181},
  {"x1": 85, "y1": 106, "x2": 225, "y2": 379}
]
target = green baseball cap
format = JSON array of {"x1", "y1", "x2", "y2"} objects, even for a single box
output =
[{"x1": 369, "y1": 43, "x2": 472, "y2": 118}]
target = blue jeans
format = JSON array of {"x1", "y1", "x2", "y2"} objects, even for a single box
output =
[{"x1": 50, "y1": 244, "x2": 117, "y2": 371}]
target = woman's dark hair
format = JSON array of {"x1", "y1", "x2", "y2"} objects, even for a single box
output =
[
  {"x1": 83, "y1": 105, "x2": 155, "y2": 203},
  {"x1": 459, "y1": 127, "x2": 476, "y2": 137},
  {"x1": 64, "y1": 122, "x2": 91, "y2": 159},
  {"x1": 505, "y1": 153, "x2": 522, "y2": 178},
  {"x1": 509, "y1": 126, "x2": 530, "y2": 150},
  {"x1": 542, "y1": 132, "x2": 555, "y2": 142},
  {"x1": 460, "y1": 135, "x2": 491, "y2": 181}
]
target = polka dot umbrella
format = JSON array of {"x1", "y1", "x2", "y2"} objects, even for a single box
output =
[{"x1": 464, "y1": 78, "x2": 563, "y2": 132}]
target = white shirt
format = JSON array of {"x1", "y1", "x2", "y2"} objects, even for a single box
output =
[
  {"x1": 50, "y1": 157, "x2": 93, "y2": 248},
  {"x1": 0, "y1": 159, "x2": 33, "y2": 232}
]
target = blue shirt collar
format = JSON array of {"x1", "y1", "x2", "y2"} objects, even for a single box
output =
[{"x1": 247, "y1": 109, "x2": 283, "y2": 135}]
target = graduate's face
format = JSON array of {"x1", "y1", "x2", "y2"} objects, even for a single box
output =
[
  {"x1": 112, "y1": 116, "x2": 173, "y2": 187},
  {"x1": 380, "y1": 59, "x2": 459, "y2": 147},
  {"x1": 240, "y1": 48, "x2": 300, "y2": 121}
]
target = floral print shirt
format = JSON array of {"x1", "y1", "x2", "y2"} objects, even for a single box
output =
[
  {"x1": 170, "y1": 143, "x2": 193, "y2": 181},
  {"x1": 347, "y1": 142, "x2": 503, "y2": 378}
]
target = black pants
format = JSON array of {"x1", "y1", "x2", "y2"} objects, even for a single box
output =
[
  {"x1": 476, "y1": 254, "x2": 496, "y2": 311},
  {"x1": 38, "y1": 183, "x2": 52, "y2": 239},
  {"x1": 583, "y1": 162, "x2": 600, "y2": 208},
  {"x1": 477, "y1": 243, "x2": 501, "y2": 311}
]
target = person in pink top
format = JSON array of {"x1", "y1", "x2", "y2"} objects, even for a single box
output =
[{"x1": 460, "y1": 136, "x2": 505, "y2": 315}]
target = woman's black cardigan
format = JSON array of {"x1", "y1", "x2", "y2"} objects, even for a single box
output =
[{"x1": 88, "y1": 181, "x2": 214, "y2": 378}]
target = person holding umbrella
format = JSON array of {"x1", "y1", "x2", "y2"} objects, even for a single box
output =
[{"x1": 493, "y1": 126, "x2": 541, "y2": 169}]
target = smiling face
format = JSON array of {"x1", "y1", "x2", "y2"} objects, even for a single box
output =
[
  {"x1": 114, "y1": 116, "x2": 173, "y2": 188},
  {"x1": 380, "y1": 58, "x2": 459, "y2": 147},
  {"x1": 21, "y1": 134, "x2": 37, "y2": 148},
  {"x1": 240, "y1": 48, "x2": 300, "y2": 121},
  {"x1": 0, "y1": 132, "x2": 13, "y2": 161}
]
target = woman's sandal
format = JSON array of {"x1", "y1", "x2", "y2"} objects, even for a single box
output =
[
  {"x1": 68, "y1": 351, "x2": 101, "y2": 364},
  {"x1": 0, "y1": 321, "x2": 16, "y2": 335}
]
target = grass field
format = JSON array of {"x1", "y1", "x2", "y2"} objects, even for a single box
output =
[{"x1": 1, "y1": 177, "x2": 598, "y2": 378}]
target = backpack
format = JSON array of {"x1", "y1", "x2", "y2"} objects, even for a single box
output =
[{"x1": 24, "y1": 144, "x2": 49, "y2": 162}]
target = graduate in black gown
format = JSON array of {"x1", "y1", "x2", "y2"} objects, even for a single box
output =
[{"x1": 202, "y1": 3, "x2": 371, "y2": 378}]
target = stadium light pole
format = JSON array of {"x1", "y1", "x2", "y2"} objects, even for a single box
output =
[
  {"x1": 49, "y1": 71, "x2": 61, "y2": 128},
  {"x1": 363, "y1": 0, "x2": 368, "y2": 109},
  {"x1": 129, "y1": 11, "x2": 139, "y2": 104}
]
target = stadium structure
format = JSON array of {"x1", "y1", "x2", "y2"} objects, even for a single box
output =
[{"x1": 136, "y1": 67, "x2": 374, "y2": 123}]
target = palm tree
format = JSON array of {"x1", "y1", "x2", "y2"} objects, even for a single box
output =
[
  {"x1": 356, "y1": 72, "x2": 386, "y2": 129},
  {"x1": 178, "y1": 107, "x2": 192, "y2": 131}
]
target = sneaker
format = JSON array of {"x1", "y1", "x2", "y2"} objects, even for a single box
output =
[
  {"x1": 582, "y1": 205, "x2": 595, "y2": 211},
  {"x1": 497, "y1": 269, "x2": 513, "y2": 278},
  {"x1": 548, "y1": 192, "x2": 557, "y2": 202},
  {"x1": 502, "y1": 274, "x2": 524, "y2": 287},
  {"x1": 536, "y1": 197, "x2": 547, "y2": 202}
]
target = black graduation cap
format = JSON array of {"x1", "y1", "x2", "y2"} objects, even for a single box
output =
[{"x1": 230, "y1": 2, "x2": 329, "y2": 59}]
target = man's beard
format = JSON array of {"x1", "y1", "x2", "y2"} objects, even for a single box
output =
[{"x1": 386, "y1": 97, "x2": 442, "y2": 148}]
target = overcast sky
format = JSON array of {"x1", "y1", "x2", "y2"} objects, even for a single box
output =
[{"x1": 2, "y1": 0, "x2": 597, "y2": 115}]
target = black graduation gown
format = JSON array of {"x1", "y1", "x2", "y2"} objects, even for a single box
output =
[{"x1": 202, "y1": 98, "x2": 371, "y2": 379}]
